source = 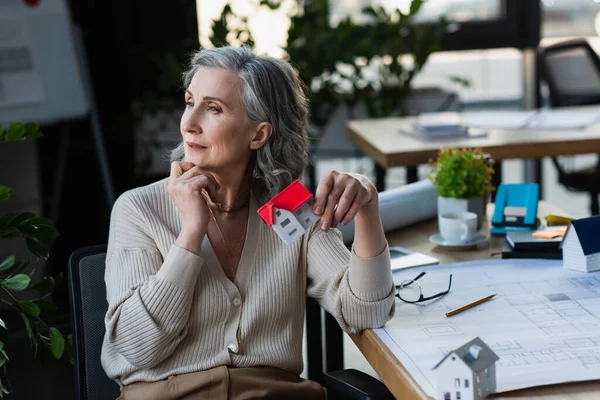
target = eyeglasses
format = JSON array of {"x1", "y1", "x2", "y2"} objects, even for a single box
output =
[{"x1": 395, "y1": 272, "x2": 453, "y2": 304}]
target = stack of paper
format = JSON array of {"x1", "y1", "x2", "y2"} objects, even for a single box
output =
[{"x1": 401, "y1": 112, "x2": 488, "y2": 141}]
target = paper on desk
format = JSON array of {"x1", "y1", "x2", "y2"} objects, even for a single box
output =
[
  {"x1": 526, "y1": 107, "x2": 600, "y2": 129},
  {"x1": 463, "y1": 107, "x2": 600, "y2": 130},
  {"x1": 463, "y1": 110, "x2": 537, "y2": 129},
  {"x1": 381, "y1": 259, "x2": 600, "y2": 397}
]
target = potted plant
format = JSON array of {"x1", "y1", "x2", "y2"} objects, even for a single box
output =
[
  {"x1": 0, "y1": 122, "x2": 70, "y2": 397},
  {"x1": 429, "y1": 148, "x2": 495, "y2": 228}
]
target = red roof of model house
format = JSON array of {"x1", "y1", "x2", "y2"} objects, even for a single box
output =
[{"x1": 257, "y1": 180, "x2": 312, "y2": 226}]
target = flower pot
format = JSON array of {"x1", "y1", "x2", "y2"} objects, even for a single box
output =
[{"x1": 437, "y1": 196, "x2": 484, "y2": 229}]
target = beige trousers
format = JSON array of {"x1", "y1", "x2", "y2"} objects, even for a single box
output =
[{"x1": 117, "y1": 366, "x2": 326, "y2": 400}]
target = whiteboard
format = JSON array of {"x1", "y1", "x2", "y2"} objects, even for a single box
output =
[{"x1": 0, "y1": 0, "x2": 88, "y2": 125}]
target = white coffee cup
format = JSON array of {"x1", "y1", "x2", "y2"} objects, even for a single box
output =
[{"x1": 439, "y1": 212, "x2": 477, "y2": 244}]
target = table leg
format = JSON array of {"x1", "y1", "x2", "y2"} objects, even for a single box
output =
[
  {"x1": 375, "y1": 163, "x2": 387, "y2": 192},
  {"x1": 406, "y1": 166, "x2": 418, "y2": 184}
]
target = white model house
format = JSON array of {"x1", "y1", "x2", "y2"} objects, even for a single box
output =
[
  {"x1": 433, "y1": 337, "x2": 499, "y2": 400},
  {"x1": 560, "y1": 215, "x2": 600, "y2": 272},
  {"x1": 257, "y1": 180, "x2": 321, "y2": 245}
]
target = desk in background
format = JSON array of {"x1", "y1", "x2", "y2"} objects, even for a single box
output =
[
  {"x1": 347, "y1": 107, "x2": 600, "y2": 191},
  {"x1": 351, "y1": 201, "x2": 600, "y2": 399}
]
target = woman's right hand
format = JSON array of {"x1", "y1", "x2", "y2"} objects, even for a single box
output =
[{"x1": 168, "y1": 162, "x2": 220, "y2": 252}]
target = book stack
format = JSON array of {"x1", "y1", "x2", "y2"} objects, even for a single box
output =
[
  {"x1": 400, "y1": 112, "x2": 488, "y2": 141},
  {"x1": 501, "y1": 230, "x2": 563, "y2": 260}
]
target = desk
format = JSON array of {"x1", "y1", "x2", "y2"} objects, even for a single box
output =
[
  {"x1": 351, "y1": 201, "x2": 600, "y2": 399},
  {"x1": 347, "y1": 110, "x2": 600, "y2": 190}
]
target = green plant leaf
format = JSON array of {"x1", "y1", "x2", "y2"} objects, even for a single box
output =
[
  {"x1": 17, "y1": 301, "x2": 40, "y2": 317},
  {"x1": 0, "y1": 318, "x2": 6, "y2": 330},
  {"x1": 34, "y1": 299, "x2": 57, "y2": 315},
  {"x1": 66, "y1": 334, "x2": 74, "y2": 365},
  {"x1": 23, "y1": 122, "x2": 39, "y2": 136},
  {"x1": 0, "y1": 355, "x2": 6, "y2": 369},
  {"x1": 0, "y1": 256, "x2": 15, "y2": 272},
  {"x1": 5, "y1": 123, "x2": 25, "y2": 141},
  {"x1": 0, "y1": 187, "x2": 10, "y2": 201},
  {"x1": 20, "y1": 314, "x2": 36, "y2": 350},
  {"x1": 1, "y1": 274, "x2": 30, "y2": 291},
  {"x1": 4, "y1": 260, "x2": 29, "y2": 279},
  {"x1": 30, "y1": 277, "x2": 55, "y2": 294},
  {"x1": 25, "y1": 237, "x2": 50, "y2": 260},
  {"x1": 49, "y1": 328, "x2": 64, "y2": 359}
]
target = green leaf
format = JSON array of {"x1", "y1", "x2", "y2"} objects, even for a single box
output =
[
  {"x1": 66, "y1": 334, "x2": 74, "y2": 365},
  {"x1": 0, "y1": 256, "x2": 15, "y2": 272},
  {"x1": 0, "y1": 318, "x2": 6, "y2": 330},
  {"x1": 0, "y1": 341, "x2": 4, "y2": 352},
  {"x1": 20, "y1": 314, "x2": 36, "y2": 350},
  {"x1": 1, "y1": 274, "x2": 30, "y2": 291},
  {"x1": 30, "y1": 276, "x2": 54, "y2": 294},
  {"x1": 5, "y1": 123, "x2": 25, "y2": 141},
  {"x1": 23, "y1": 122, "x2": 39, "y2": 136},
  {"x1": 5, "y1": 260, "x2": 29, "y2": 279},
  {"x1": 0, "y1": 355, "x2": 6, "y2": 369},
  {"x1": 17, "y1": 301, "x2": 40, "y2": 317},
  {"x1": 0, "y1": 187, "x2": 10, "y2": 201},
  {"x1": 25, "y1": 237, "x2": 50, "y2": 260},
  {"x1": 49, "y1": 328, "x2": 65, "y2": 359},
  {"x1": 34, "y1": 299, "x2": 57, "y2": 315}
]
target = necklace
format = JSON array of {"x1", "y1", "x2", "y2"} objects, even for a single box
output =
[{"x1": 208, "y1": 205, "x2": 248, "y2": 257}]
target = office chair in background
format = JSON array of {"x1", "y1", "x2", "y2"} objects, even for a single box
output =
[
  {"x1": 538, "y1": 38, "x2": 600, "y2": 215},
  {"x1": 68, "y1": 245, "x2": 394, "y2": 400}
]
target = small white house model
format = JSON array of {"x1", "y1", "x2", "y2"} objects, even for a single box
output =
[
  {"x1": 560, "y1": 215, "x2": 600, "y2": 273},
  {"x1": 432, "y1": 337, "x2": 499, "y2": 400},
  {"x1": 257, "y1": 180, "x2": 321, "y2": 245}
]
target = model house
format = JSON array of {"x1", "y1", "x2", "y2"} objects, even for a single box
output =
[
  {"x1": 257, "y1": 180, "x2": 321, "y2": 245},
  {"x1": 433, "y1": 337, "x2": 499, "y2": 400},
  {"x1": 561, "y1": 215, "x2": 600, "y2": 272}
]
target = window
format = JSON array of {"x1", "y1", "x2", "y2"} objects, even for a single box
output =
[
  {"x1": 443, "y1": 393, "x2": 451, "y2": 400},
  {"x1": 276, "y1": 210, "x2": 281, "y2": 217},
  {"x1": 289, "y1": 228, "x2": 298, "y2": 236},
  {"x1": 465, "y1": 379, "x2": 469, "y2": 388},
  {"x1": 455, "y1": 378, "x2": 461, "y2": 388},
  {"x1": 281, "y1": 218, "x2": 291, "y2": 228},
  {"x1": 456, "y1": 391, "x2": 461, "y2": 400}
]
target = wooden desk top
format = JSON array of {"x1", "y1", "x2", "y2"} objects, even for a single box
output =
[
  {"x1": 351, "y1": 201, "x2": 600, "y2": 399},
  {"x1": 347, "y1": 110, "x2": 600, "y2": 168}
]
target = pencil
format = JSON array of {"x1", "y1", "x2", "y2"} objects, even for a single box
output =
[{"x1": 445, "y1": 294, "x2": 496, "y2": 317}]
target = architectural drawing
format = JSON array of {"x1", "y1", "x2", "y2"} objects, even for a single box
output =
[{"x1": 380, "y1": 259, "x2": 600, "y2": 397}]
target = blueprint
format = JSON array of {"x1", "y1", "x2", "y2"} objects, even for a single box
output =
[{"x1": 379, "y1": 259, "x2": 600, "y2": 397}]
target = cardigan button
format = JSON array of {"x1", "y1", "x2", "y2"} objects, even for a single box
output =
[
  {"x1": 233, "y1": 297, "x2": 241, "y2": 307},
  {"x1": 228, "y1": 343, "x2": 238, "y2": 353}
]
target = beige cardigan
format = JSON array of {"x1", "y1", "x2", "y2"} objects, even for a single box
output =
[{"x1": 101, "y1": 178, "x2": 395, "y2": 387}]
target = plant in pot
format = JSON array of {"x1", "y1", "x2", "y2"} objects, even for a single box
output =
[
  {"x1": 0, "y1": 122, "x2": 70, "y2": 397},
  {"x1": 429, "y1": 148, "x2": 495, "y2": 229}
]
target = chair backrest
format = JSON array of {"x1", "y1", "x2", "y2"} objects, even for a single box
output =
[
  {"x1": 538, "y1": 39, "x2": 600, "y2": 107},
  {"x1": 68, "y1": 244, "x2": 120, "y2": 400}
]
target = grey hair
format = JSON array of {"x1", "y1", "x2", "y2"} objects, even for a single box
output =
[{"x1": 170, "y1": 46, "x2": 309, "y2": 205}]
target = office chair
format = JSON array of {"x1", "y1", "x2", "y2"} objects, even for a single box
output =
[
  {"x1": 538, "y1": 38, "x2": 600, "y2": 215},
  {"x1": 68, "y1": 245, "x2": 395, "y2": 400}
]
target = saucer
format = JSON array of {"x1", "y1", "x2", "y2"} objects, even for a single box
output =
[{"x1": 429, "y1": 233, "x2": 488, "y2": 248}]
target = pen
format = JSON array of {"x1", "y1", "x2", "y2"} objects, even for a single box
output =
[{"x1": 445, "y1": 294, "x2": 496, "y2": 317}]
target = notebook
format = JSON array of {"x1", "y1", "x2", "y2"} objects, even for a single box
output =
[
  {"x1": 505, "y1": 231, "x2": 563, "y2": 251},
  {"x1": 501, "y1": 242, "x2": 562, "y2": 260},
  {"x1": 389, "y1": 246, "x2": 439, "y2": 271}
]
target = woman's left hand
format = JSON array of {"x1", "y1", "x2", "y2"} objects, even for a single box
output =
[{"x1": 313, "y1": 171, "x2": 377, "y2": 231}]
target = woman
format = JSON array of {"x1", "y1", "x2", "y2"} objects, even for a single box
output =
[{"x1": 102, "y1": 46, "x2": 395, "y2": 400}]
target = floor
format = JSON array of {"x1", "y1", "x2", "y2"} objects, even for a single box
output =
[{"x1": 301, "y1": 153, "x2": 596, "y2": 380}]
